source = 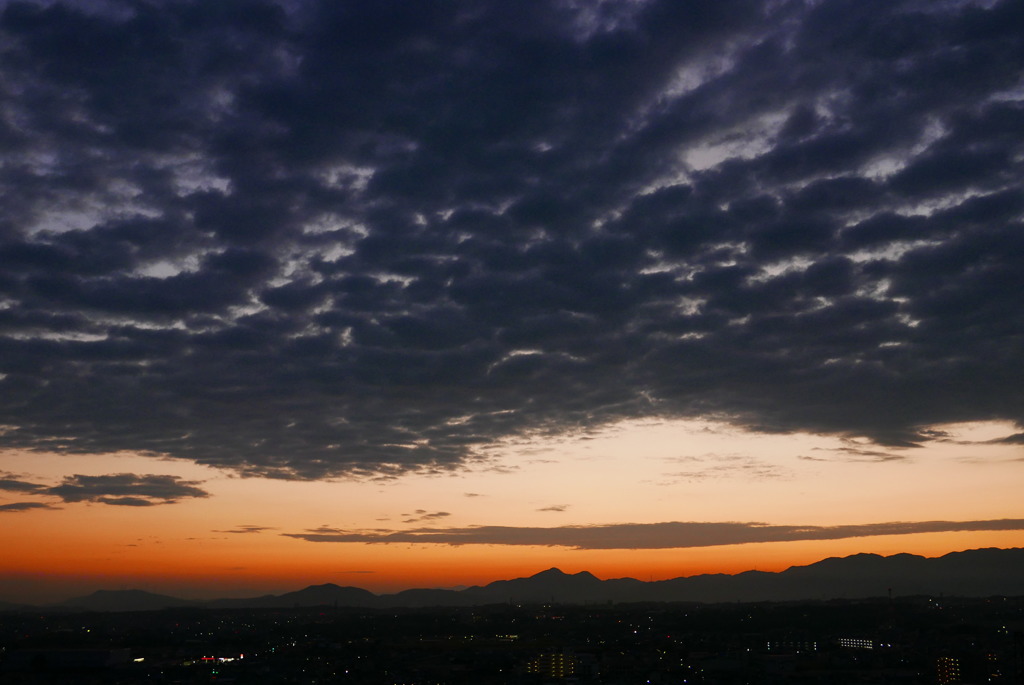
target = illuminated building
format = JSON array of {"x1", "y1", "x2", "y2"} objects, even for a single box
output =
[
  {"x1": 936, "y1": 656, "x2": 961, "y2": 684},
  {"x1": 526, "y1": 651, "x2": 577, "y2": 679},
  {"x1": 766, "y1": 640, "x2": 818, "y2": 653},
  {"x1": 838, "y1": 637, "x2": 874, "y2": 650}
]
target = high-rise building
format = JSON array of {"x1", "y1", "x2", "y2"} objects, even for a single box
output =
[
  {"x1": 526, "y1": 651, "x2": 577, "y2": 679},
  {"x1": 838, "y1": 637, "x2": 873, "y2": 650},
  {"x1": 937, "y1": 656, "x2": 962, "y2": 685}
]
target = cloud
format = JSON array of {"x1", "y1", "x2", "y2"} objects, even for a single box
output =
[
  {"x1": 804, "y1": 444, "x2": 908, "y2": 463},
  {"x1": 0, "y1": 0, "x2": 1020, "y2": 478},
  {"x1": 214, "y1": 525, "x2": 276, "y2": 534},
  {"x1": 401, "y1": 510, "x2": 451, "y2": 524},
  {"x1": 829, "y1": 448, "x2": 906, "y2": 463},
  {"x1": 991, "y1": 433, "x2": 1024, "y2": 445},
  {"x1": 662, "y1": 454, "x2": 788, "y2": 482},
  {"x1": 537, "y1": 505, "x2": 569, "y2": 512},
  {"x1": 0, "y1": 472, "x2": 45, "y2": 493},
  {"x1": 94, "y1": 496, "x2": 161, "y2": 507},
  {"x1": 284, "y1": 518, "x2": 1024, "y2": 550},
  {"x1": 0, "y1": 501, "x2": 59, "y2": 512},
  {"x1": 45, "y1": 474, "x2": 210, "y2": 506}
]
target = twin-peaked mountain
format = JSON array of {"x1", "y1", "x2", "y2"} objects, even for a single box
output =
[{"x1": 43, "y1": 547, "x2": 1024, "y2": 612}]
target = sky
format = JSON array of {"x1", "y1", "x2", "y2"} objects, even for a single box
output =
[{"x1": 0, "y1": 0, "x2": 1022, "y2": 605}]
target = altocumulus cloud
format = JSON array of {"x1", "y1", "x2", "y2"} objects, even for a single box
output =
[
  {"x1": 284, "y1": 519, "x2": 1024, "y2": 550},
  {"x1": 0, "y1": 0, "x2": 1021, "y2": 479}
]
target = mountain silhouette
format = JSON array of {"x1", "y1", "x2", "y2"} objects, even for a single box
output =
[
  {"x1": 13, "y1": 547, "x2": 1024, "y2": 612},
  {"x1": 0, "y1": 599, "x2": 30, "y2": 611},
  {"x1": 208, "y1": 583, "x2": 377, "y2": 609},
  {"x1": 463, "y1": 568, "x2": 604, "y2": 604},
  {"x1": 58, "y1": 589, "x2": 195, "y2": 612}
]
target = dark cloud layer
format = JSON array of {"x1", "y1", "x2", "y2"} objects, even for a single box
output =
[
  {"x1": 0, "y1": 0, "x2": 1021, "y2": 478},
  {"x1": 285, "y1": 518, "x2": 1024, "y2": 550}
]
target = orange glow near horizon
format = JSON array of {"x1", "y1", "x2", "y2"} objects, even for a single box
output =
[
  {"x1": 6, "y1": 529, "x2": 1024, "y2": 605},
  {"x1": 2, "y1": 419, "x2": 1023, "y2": 604}
]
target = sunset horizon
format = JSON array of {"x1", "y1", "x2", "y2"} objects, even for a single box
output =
[{"x1": 7, "y1": 541, "x2": 1024, "y2": 607}]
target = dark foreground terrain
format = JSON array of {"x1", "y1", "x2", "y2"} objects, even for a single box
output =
[{"x1": 2, "y1": 595, "x2": 1023, "y2": 684}]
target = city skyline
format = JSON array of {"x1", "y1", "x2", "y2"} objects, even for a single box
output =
[{"x1": 1, "y1": 0, "x2": 1022, "y2": 604}]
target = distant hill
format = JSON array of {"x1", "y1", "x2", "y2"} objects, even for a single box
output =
[
  {"x1": 58, "y1": 589, "x2": 196, "y2": 612},
  {"x1": 207, "y1": 583, "x2": 377, "y2": 609},
  {"x1": 373, "y1": 569, "x2": 610, "y2": 608},
  {"x1": 0, "y1": 599, "x2": 32, "y2": 612},
  {"x1": 379, "y1": 548, "x2": 1024, "y2": 606},
  {"x1": 644, "y1": 547, "x2": 1024, "y2": 603},
  {"x1": 23, "y1": 547, "x2": 1024, "y2": 612}
]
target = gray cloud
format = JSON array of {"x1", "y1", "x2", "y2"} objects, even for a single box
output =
[
  {"x1": 215, "y1": 525, "x2": 276, "y2": 534},
  {"x1": 0, "y1": 472, "x2": 45, "y2": 493},
  {"x1": 662, "y1": 454, "x2": 788, "y2": 482},
  {"x1": 829, "y1": 447, "x2": 907, "y2": 463},
  {"x1": 0, "y1": 0, "x2": 1021, "y2": 478},
  {"x1": 284, "y1": 518, "x2": 1024, "y2": 550},
  {"x1": 0, "y1": 501, "x2": 59, "y2": 512},
  {"x1": 45, "y1": 473, "x2": 210, "y2": 506},
  {"x1": 537, "y1": 505, "x2": 569, "y2": 513},
  {"x1": 401, "y1": 510, "x2": 451, "y2": 524},
  {"x1": 94, "y1": 496, "x2": 161, "y2": 507},
  {"x1": 804, "y1": 444, "x2": 908, "y2": 463},
  {"x1": 992, "y1": 433, "x2": 1024, "y2": 445}
]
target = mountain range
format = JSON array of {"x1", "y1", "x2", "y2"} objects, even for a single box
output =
[{"x1": 11, "y1": 547, "x2": 1024, "y2": 612}]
